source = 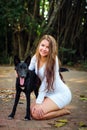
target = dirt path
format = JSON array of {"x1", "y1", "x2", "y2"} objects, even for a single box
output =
[{"x1": 0, "y1": 66, "x2": 87, "y2": 130}]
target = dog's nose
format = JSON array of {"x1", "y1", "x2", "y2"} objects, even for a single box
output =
[{"x1": 21, "y1": 75, "x2": 26, "y2": 78}]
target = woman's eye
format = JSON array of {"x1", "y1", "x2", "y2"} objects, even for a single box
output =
[
  {"x1": 41, "y1": 44, "x2": 44, "y2": 47},
  {"x1": 46, "y1": 46, "x2": 49, "y2": 49}
]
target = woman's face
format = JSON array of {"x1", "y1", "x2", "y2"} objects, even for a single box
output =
[{"x1": 39, "y1": 39, "x2": 49, "y2": 57}]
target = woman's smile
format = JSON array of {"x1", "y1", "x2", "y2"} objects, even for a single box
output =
[{"x1": 39, "y1": 39, "x2": 49, "y2": 57}]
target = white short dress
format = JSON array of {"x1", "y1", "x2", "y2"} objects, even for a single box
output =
[{"x1": 29, "y1": 55, "x2": 72, "y2": 109}]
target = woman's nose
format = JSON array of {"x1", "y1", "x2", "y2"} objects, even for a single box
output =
[{"x1": 43, "y1": 47, "x2": 47, "y2": 50}]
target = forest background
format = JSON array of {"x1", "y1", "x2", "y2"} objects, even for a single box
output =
[{"x1": 0, "y1": 0, "x2": 87, "y2": 69}]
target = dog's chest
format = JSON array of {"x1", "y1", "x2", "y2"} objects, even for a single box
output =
[{"x1": 20, "y1": 85, "x2": 25, "y2": 90}]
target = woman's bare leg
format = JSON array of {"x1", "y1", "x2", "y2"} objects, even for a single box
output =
[
  {"x1": 40, "y1": 108, "x2": 70, "y2": 120},
  {"x1": 30, "y1": 98, "x2": 71, "y2": 120}
]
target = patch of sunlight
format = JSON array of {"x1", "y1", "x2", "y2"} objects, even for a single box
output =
[
  {"x1": 0, "y1": 75, "x2": 9, "y2": 78},
  {"x1": 69, "y1": 78, "x2": 87, "y2": 83},
  {"x1": 6, "y1": 79, "x2": 13, "y2": 82},
  {"x1": 67, "y1": 105, "x2": 77, "y2": 109},
  {"x1": 76, "y1": 80, "x2": 87, "y2": 83},
  {"x1": 69, "y1": 78, "x2": 78, "y2": 81}
]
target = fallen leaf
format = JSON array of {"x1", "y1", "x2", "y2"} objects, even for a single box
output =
[
  {"x1": 80, "y1": 95, "x2": 85, "y2": 98},
  {"x1": 80, "y1": 97, "x2": 87, "y2": 101},
  {"x1": 79, "y1": 122, "x2": 87, "y2": 127},
  {"x1": 80, "y1": 95, "x2": 87, "y2": 101},
  {"x1": 54, "y1": 122, "x2": 66, "y2": 128},
  {"x1": 56, "y1": 119, "x2": 68, "y2": 123},
  {"x1": 54, "y1": 119, "x2": 68, "y2": 128}
]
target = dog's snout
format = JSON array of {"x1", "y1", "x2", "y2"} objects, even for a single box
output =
[
  {"x1": 20, "y1": 73, "x2": 26, "y2": 78},
  {"x1": 18, "y1": 68, "x2": 27, "y2": 78},
  {"x1": 21, "y1": 75, "x2": 25, "y2": 78}
]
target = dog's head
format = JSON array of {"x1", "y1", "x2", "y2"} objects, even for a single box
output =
[{"x1": 14, "y1": 55, "x2": 31, "y2": 86}]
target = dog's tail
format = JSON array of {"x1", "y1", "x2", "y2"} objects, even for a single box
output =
[{"x1": 59, "y1": 67, "x2": 69, "y2": 72}]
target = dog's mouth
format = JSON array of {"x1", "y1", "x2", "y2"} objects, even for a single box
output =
[{"x1": 20, "y1": 77, "x2": 25, "y2": 86}]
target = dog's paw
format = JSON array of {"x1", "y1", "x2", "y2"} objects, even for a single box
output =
[
  {"x1": 8, "y1": 115, "x2": 14, "y2": 120},
  {"x1": 24, "y1": 116, "x2": 31, "y2": 121},
  {"x1": 8, "y1": 116, "x2": 14, "y2": 120}
]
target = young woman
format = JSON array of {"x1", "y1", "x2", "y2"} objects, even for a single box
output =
[{"x1": 29, "y1": 35, "x2": 72, "y2": 120}]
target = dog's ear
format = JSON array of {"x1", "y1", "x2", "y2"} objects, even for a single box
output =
[
  {"x1": 14, "y1": 55, "x2": 20, "y2": 66},
  {"x1": 25, "y1": 55, "x2": 31, "y2": 66}
]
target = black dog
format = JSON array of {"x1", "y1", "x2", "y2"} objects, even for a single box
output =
[{"x1": 8, "y1": 56, "x2": 41, "y2": 120}]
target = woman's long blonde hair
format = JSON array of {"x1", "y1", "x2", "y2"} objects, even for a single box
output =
[{"x1": 36, "y1": 35, "x2": 58, "y2": 91}]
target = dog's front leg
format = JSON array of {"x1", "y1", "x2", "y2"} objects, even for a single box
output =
[
  {"x1": 8, "y1": 90, "x2": 21, "y2": 119},
  {"x1": 24, "y1": 92, "x2": 31, "y2": 120}
]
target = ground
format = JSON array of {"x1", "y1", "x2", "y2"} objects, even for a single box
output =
[{"x1": 0, "y1": 66, "x2": 87, "y2": 130}]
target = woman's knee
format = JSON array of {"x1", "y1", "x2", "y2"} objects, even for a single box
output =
[
  {"x1": 31, "y1": 112, "x2": 37, "y2": 119},
  {"x1": 31, "y1": 111, "x2": 42, "y2": 120},
  {"x1": 31, "y1": 106, "x2": 45, "y2": 120}
]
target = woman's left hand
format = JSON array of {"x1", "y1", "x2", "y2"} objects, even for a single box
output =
[{"x1": 32, "y1": 104, "x2": 44, "y2": 119}]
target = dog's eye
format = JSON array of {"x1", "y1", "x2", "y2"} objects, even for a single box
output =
[{"x1": 20, "y1": 66, "x2": 22, "y2": 69}]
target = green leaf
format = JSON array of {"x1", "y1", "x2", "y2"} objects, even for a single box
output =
[
  {"x1": 54, "y1": 119, "x2": 68, "y2": 128},
  {"x1": 57, "y1": 119, "x2": 68, "y2": 123},
  {"x1": 54, "y1": 122, "x2": 66, "y2": 128},
  {"x1": 80, "y1": 97, "x2": 87, "y2": 101},
  {"x1": 80, "y1": 95, "x2": 87, "y2": 101},
  {"x1": 79, "y1": 121, "x2": 87, "y2": 127}
]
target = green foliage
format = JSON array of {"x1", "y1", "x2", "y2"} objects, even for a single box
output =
[
  {"x1": 59, "y1": 47, "x2": 76, "y2": 64},
  {"x1": 80, "y1": 60, "x2": 87, "y2": 70},
  {"x1": 67, "y1": 62, "x2": 74, "y2": 66},
  {"x1": 0, "y1": 55, "x2": 9, "y2": 64},
  {"x1": 0, "y1": 0, "x2": 87, "y2": 64},
  {"x1": 0, "y1": 54, "x2": 13, "y2": 65},
  {"x1": 59, "y1": 47, "x2": 76, "y2": 54},
  {"x1": 0, "y1": 1, "x2": 23, "y2": 23}
]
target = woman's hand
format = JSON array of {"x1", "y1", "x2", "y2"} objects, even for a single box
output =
[{"x1": 32, "y1": 104, "x2": 44, "y2": 119}]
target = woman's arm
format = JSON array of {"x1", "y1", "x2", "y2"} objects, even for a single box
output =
[{"x1": 36, "y1": 77, "x2": 47, "y2": 104}]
